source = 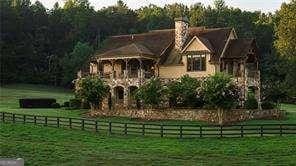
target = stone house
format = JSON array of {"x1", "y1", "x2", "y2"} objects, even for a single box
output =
[{"x1": 77, "y1": 17, "x2": 260, "y2": 109}]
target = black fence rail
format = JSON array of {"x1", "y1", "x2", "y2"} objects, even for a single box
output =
[{"x1": 1, "y1": 112, "x2": 296, "y2": 138}]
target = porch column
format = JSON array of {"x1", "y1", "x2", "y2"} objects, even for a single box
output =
[
  {"x1": 110, "y1": 87, "x2": 115, "y2": 110},
  {"x1": 233, "y1": 61, "x2": 238, "y2": 77},
  {"x1": 111, "y1": 60, "x2": 115, "y2": 79},
  {"x1": 124, "y1": 59, "x2": 128, "y2": 79},
  {"x1": 97, "y1": 59, "x2": 101, "y2": 77},
  {"x1": 123, "y1": 87, "x2": 128, "y2": 108}
]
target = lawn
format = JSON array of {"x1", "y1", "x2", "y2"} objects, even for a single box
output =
[
  {"x1": 0, "y1": 84, "x2": 295, "y2": 125},
  {"x1": 1, "y1": 123, "x2": 296, "y2": 165}
]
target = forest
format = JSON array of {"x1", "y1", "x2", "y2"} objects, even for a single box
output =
[{"x1": 0, "y1": 0, "x2": 295, "y2": 102}]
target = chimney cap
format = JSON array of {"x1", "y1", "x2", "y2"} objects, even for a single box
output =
[{"x1": 174, "y1": 17, "x2": 189, "y2": 23}]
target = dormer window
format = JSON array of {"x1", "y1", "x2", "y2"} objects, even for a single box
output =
[{"x1": 187, "y1": 54, "x2": 206, "y2": 71}]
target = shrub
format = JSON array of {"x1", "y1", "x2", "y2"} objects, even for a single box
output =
[
  {"x1": 63, "y1": 101, "x2": 70, "y2": 107},
  {"x1": 261, "y1": 101, "x2": 275, "y2": 109},
  {"x1": 201, "y1": 73, "x2": 239, "y2": 124},
  {"x1": 135, "y1": 78, "x2": 163, "y2": 108},
  {"x1": 76, "y1": 76, "x2": 109, "y2": 110},
  {"x1": 69, "y1": 98, "x2": 81, "y2": 109},
  {"x1": 245, "y1": 93, "x2": 258, "y2": 109},
  {"x1": 19, "y1": 98, "x2": 56, "y2": 108},
  {"x1": 51, "y1": 102, "x2": 61, "y2": 108},
  {"x1": 167, "y1": 75, "x2": 203, "y2": 108}
]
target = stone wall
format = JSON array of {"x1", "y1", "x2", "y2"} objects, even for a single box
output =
[{"x1": 89, "y1": 108, "x2": 286, "y2": 124}]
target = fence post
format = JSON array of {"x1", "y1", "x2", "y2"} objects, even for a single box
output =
[
  {"x1": 220, "y1": 125, "x2": 223, "y2": 137},
  {"x1": 57, "y1": 117, "x2": 60, "y2": 128},
  {"x1": 240, "y1": 125, "x2": 244, "y2": 137},
  {"x1": 160, "y1": 124, "x2": 163, "y2": 138},
  {"x1": 109, "y1": 122, "x2": 112, "y2": 135},
  {"x1": 34, "y1": 116, "x2": 37, "y2": 125},
  {"x1": 280, "y1": 124, "x2": 283, "y2": 136},
  {"x1": 45, "y1": 117, "x2": 47, "y2": 126},
  {"x1": 124, "y1": 123, "x2": 127, "y2": 135},
  {"x1": 69, "y1": 118, "x2": 72, "y2": 129},
  {"x1": 2, "y1": 112, "x2": 5, "y2": 122},
  {"x1": 23, "y1": 115, "x2": 26, "y2": 124},
  {"x1": 82, "y1": 119, "x2": 85, "y2": 130},
  {"x1": 95, "y1": 121, "x2": 98, "y2": 132},
  {"x1": 142, "y1": 124, "x2": 145, "y2": 136},
  {"x1": 260, "y1": 125, "x2": 263, "y2": 137},
  {"x1": 180, "y1": 126, "x2": 183, "y2": 139},
  {"x1": 199, "y1": 125, "x2": 202, "y2": 137},
  {"x1": 12, "y1": 114, "x2": 15, "y2": 123}
]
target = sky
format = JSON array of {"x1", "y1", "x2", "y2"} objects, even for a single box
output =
[{"x1": 33, "y1": 0, "x2": 289, "y2": 13}]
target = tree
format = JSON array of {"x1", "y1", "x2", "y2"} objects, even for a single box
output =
[
  {"x1": 76, "y1": 76, "x2": 109, "y2": 110},
  {"x1": 62, "y1": 42, "x2": 93, "y2": 85},
  {"x1": 135, "y1": 78, "x2": 163, "y2": 108},
  {"x1": 137, "y1": 4, "x2": 171, "y2": 31},
  {"x1": 274, "y1": 0, "x2": 296, "y2": 58},
  {"x1": 189, "y1": 3, "x2": 205, "y2": 26},
  {"x1": 201, "y1": 73, "x2": 239, "y2": 124}
]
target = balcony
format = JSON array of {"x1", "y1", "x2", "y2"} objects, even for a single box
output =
[{"x1": 98, "y1": 69, "x2": 154, "y2": 80}]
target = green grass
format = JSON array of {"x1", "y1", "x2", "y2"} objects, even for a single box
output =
[
  {"x1": 0, "y1": 84, "x2": 295, "y2": 125},
  {"x1": 1, "y1": 123, "x2": 296, "y2": 165},
  {"x1": 0, "y1": 84, "x2": 85, "y2": 118}
]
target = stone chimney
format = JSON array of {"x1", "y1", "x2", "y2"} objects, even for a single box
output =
[{"x1": 174, "y1": 17, "x2": 189, "y2": 51}]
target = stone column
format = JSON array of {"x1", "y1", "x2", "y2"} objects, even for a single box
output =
[
  {"x1": 110, "y1": 87, "x2": 115, "y2": 110},
  {"x1": 123, "y1": 87, "x2": 129, "y2": 108}
]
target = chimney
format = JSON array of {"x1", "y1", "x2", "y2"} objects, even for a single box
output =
[{"x1": 174, "y1": 17, "x2": 189, "y2": 51}]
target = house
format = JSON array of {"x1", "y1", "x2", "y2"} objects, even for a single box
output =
[{"x1": 78, "y1": 17, "x2": 260, "y2": 109}]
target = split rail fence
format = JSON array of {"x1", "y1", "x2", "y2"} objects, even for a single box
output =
[{"x1": 1, "y1": 112, "x2": 295, "y2": 138}]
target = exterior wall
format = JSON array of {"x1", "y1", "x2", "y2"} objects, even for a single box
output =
[
  {"x1": 159, "y1": 38, "x2": 216, "y2": 79},
  {"x1": 90, "y1": 108, "x2": 285, "y2": 124},
  {"x1": 159, "y1": 65, "x2": 185, "y2": 78}
]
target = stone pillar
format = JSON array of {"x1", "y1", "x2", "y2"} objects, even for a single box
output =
[
  {"x1": 110, "y1": 87, "x2": 115, "y2": 110},
  {"x1": 123, "y1": 87, "x2": 128, "y2": 108}
]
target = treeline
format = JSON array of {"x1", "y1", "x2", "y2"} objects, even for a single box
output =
[{"x1": 0, "y1": 0, "x2": 295, "y2": 100}]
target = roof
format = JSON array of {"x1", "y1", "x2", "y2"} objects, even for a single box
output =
[
  {"x1": 98, "y1": 43, "x2": 155, "y2": 60},
  {"x1": 94, "y1": 27, "x2": 233, "y2": 64},
  {"x1": 223, "y1": 38, "x2": 255, "y2": 59}
]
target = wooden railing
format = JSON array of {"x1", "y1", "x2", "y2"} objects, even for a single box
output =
[{"x1": 1, "y1": 112, "x2": 295, "y2": 138}]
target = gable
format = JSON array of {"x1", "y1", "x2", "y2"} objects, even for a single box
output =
[{"x1": 182, "y1": 36, "x2": 214, "y2": 53}]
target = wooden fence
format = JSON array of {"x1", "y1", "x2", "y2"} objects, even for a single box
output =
[{"x1": 1, "y1": 112, "x2": 295, "y2": 138}]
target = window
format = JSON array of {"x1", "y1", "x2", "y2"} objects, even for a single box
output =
[{"x1": 187, "y1": 54, "x2": 206, "y2": 71}]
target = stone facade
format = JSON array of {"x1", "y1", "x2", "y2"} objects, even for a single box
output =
[{"x1": 89, "y1": 108, "x2": 285, "y2": 124}]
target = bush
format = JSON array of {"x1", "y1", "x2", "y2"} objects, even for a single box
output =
[
  {"x1": 63, "y1": 101, "x2": 70, "y2": 107},
  {"x1": 69, "y1": 98, "x2": 81, "y2": 109},
  {"x1": 201, "y1": 73, "x2": 239, "y2": 110},
  {"x1": 135, "y1": 78, "x2": 163, "y2": 108},
  {"x1": 245, "y1": 93, "x2": 258, "y2": 109},
  {"x1": 81, "y1": 101, "x2": 91, "y2": 109},
  {"x1": 19, "y1": 98, "x2": 56, "y2": 108},
  {"x1": 167, "y1": 75, "x2": 203, "y2": 108},
  {"x1": 76, "y1": 76, "x2": 109, "y2": 110},
  {"x1": 261, "y1": 101, "x2": 275, "y2": 109},
  {"x1": 51, "y1": 102, "x2": 61, "y2": 108}
]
